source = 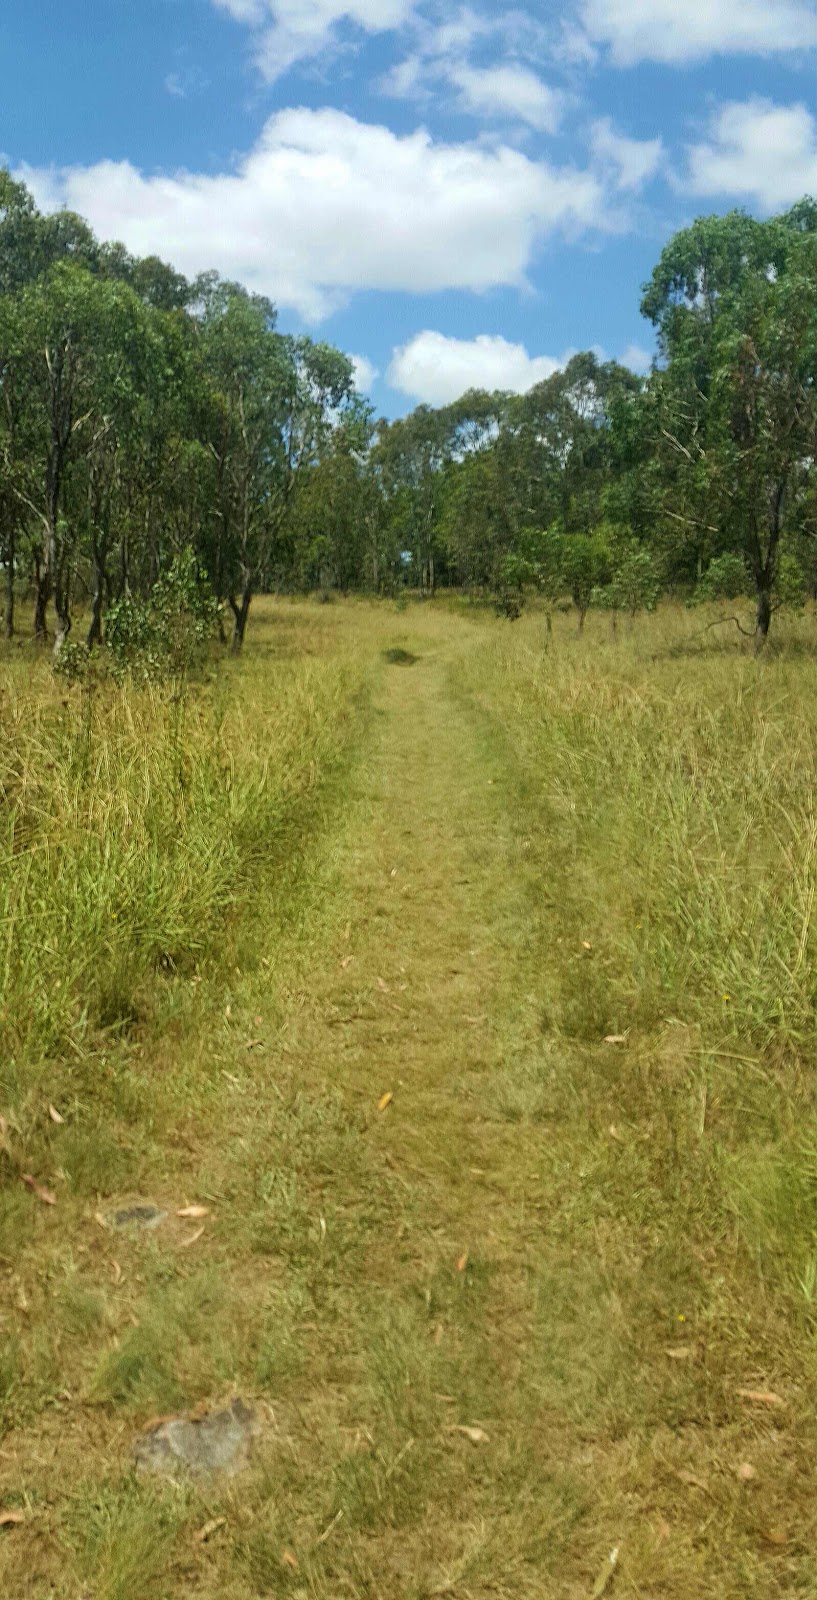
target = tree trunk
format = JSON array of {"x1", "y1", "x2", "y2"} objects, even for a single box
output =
[
  {"x1": 4, "y1": 524, "x2": 15, "y2": 640},
  {"x1": 755, "y1": 583, "x2": 772, "y2": 652},
  {"x1": 87, "y1": 578, "x2": 104, "y2": 648},
  {"x1": 577, "y1": 606, "x2": 587, "y2": 634},
  {"x1": 228, "y1": 581, "x2": 253, "y2": 653},
  {"x1": 32, "y1": 556, "x2": 49, "y2": 643}
]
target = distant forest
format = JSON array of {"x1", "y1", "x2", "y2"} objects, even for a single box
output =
[{"x1": 1, "y1": 170, "x2": 815, "y2": 650}]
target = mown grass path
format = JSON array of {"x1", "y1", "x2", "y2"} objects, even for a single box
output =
[{"x1": 3, "y1": 602, "x2": 814, "y2": 1599}]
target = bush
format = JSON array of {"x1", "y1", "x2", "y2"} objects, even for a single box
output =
[{"x1": 695, "y1": 553, "x2": 748, "y2": 602}]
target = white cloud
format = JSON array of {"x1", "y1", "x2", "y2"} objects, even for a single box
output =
[
  {"x1": 350, "y1": 352, "x2": 378, "y2": 391},
  {"x1": 381, "y1": 8, "x2": 562, "y2": 132},
  {"x1": 591, "y1": 118, "x2": 663, "y2": 190},
  {"x1": 619, "y1": 342, "x2": 652, "y2": 373},
  {"x1": 447, "y1": 62, "x2": 564, "y2": 132},
  {"x1": 387, "y1": 330, "x2": 567, "y2": 405},
  {"x1": 683, "y1": 99, "x2": 817, "y2": 212},
  {"x1": 213, "y1": 0, "x2": 414, "y2": 80},
  {"x1": 18, "y1": 108, "x2": 609, "y2": 321},
  {"x1": 582, "y1": 0, "x2": 817, "y2": 64}
]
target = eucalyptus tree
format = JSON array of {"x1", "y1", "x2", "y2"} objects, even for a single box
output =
[{"x1": 641, "y1": 205, "x2": 817, "y2": 643}]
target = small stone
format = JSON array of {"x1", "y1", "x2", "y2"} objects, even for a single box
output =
[
  {"x1": 108, "y1": 1203, "x2": 167, "y2": 1231},
  {"x1": 133, "y1": 1398, "x2": 258, "y2": 1479}
]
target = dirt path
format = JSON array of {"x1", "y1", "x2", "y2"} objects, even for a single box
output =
[{"x1": 3, "y1": 604, "x2": 799, "y2": 1599}]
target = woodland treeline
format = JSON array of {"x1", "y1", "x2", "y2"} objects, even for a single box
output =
[{"x1": 1, "y1": 168, "x2": 815, "y2": 652}]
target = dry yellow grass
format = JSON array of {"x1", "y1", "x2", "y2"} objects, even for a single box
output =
[{"x1": 2, "y1": 597, "x2": 817, "y2": 1598}]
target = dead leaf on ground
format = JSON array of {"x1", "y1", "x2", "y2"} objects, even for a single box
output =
[
  {"x1": 110, "y1": 1260, "x2": 123, "y2": 1285},
  {"x1": 450, "y1": 1425, "x2": 489, "y2": 1444},
  {"x1": 176, "y1": 1204, "x2": 209, "y2": 1218},
  {"x1": 456, "y1": 1252, "x2": 468, "y2": 1273},
  {"x1": 582, "y1": 940, "x2": 593, "y2": 951},
  {"x1": 590, "y1": 1546, "x2": 619, "y2": 1598},
  {"x1": 762, "y1": 1528, "x2": 788, "y2": 1547},
  {"x1": 674, "y1": 1468, "x2": 708, "y2": 1491},
  {"x1": 604, "y1": 1034, "x2": 627, "y2": 1045},
  {"x1": 608, "y1": 1124, "x2": 624, "y2": 1142},
  {"x1": 377, "y1": 1091, "x2": 394, "y2": 1112},
  {"x1": 735, "y1": 1462, "x2": 757, "y2": 1482},
  {"x1": 254, "y1": 1014, "x2": 262, "y2": 1026},
  {"x1": 194, "y1": 1517, "x2": 226, "y2": 1544},
  {"x1": 180, "y1": 1226, "x2": 205, "y2": 1248},
  {"x1": 655, "y1": 1518, "x2": 671, "y2": 1542},
  {"x1": 21, "y1": 1174, "x2": 56, "y2": 1205},
  {"x1": 736, "y1": 1388, "x2": 786, "y2": 1408},
  {"x1": 666, "y1": 1345, "x2": 694, "y2": 1360},
  {"x1": 0, "y1": 1512, "x2": 25, "y2": 1529},
  {"x1": 377, "y1": 977, "x2": 390, "y2": 992},
  {"x1": 281, "y1": 1549, "x2": 299, "y2": 1570},
  {"x1": 340, "y1": 955, "x2": 354, "y2": 969},
  {"x1": 48, "y1": 1104, "x2": 65, "y2": 1125}
]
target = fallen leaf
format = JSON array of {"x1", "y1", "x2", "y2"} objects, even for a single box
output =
[
  {"x1": 377, "y1": 977, "x2": 390, "y2": 993},
  {"x1": 675, "y1": 1469, "x2": 708, "y2": 1491},
  {"x1": 180, "y1": 1226, "x2": 205, "y2": 1248},
  {"x1": 608, "y1": 1124, "x2": 624, "y2": 1142},
  {"x1": 194, "y1": 1517, "x2": 226, "y2": 1544},
  {"x1": 590, "y1": 1546, "x2": 619, "y2": 1599},
  {"x1": 94, "y1": 1211, "x2": 110, "y2": 1230},
  {"x1": 48, "y1": 1104, "x2": 65, "y2": 1125},
  {"x1": 736, "y1": 1388, "x2": 785, "y2": 1408},
  {"x1": 666, "y1": 1345, "x2": 693, "y2": 1360},
  {"x1": 176, "y1": 1204, "x2": 209, "y2": 1218},
  {"x1": 377, "y1": 1091, "x2": 394, "y2": 1112},
  {"x1": 110, "y1": 1260, "x2": 122, "y2": 1285},
  {"x1": 390, "y1": 868, "x2": 398, "y2": 877},
  {"x1": 456, "y1": 1252, "x2": 468, "y2": 1273},
  {"x1": 736, "y1": 1462, "x2": 757, "y2": 1483},
  {"x1": 21, "y1": 1174, "x2": 56, "y2": 1206},
  {"x1": 281, "y1": 1549, "x2": 299, "y2": 1570},
  {"x1": 582, "y1": 940, "x2": 593, "y2": 951},
  {"x1": 224, "y1": 1004, "x2": 232, "y2": 1020},
  {"x1": 762, "y1": 1528, "x2": 788, "y2": 1547},
  {"x1": 0, "y1": 1511, "x2": 25, "y2": 1530},
  {"x1": 604, "y1": 1034, "x2": 627, "y2": 1045},
  {"x1": 450, "y1": 1424, "x2": 489, "y2": 1444},
  {"x1": 340, "y1": 955, "x2": 354, "y2": 969},
  {"x1": 655, "y1": 1518, "x2": 671, "y2": 1542}
]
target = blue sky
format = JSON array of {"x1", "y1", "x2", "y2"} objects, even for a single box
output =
[{"x1": 2, "y1": 0, "x2": 816, "y2": 414}]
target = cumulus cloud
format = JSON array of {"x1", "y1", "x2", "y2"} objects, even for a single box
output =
[
  {"x1": 387, "y1": 330, "x2": 567, "y2": 405},
  {"x1": 213, "y1": 0, "x2": 414, "y2": 80},
  {"x1": 582, "y1": 0, "x2": 817, "y2": 64},
  {"x1": 591, "y1": 118, "x2": 663, "y2": 190},
  {"x1": 446, "y1": 62, "x2": 565, "y2": 132},
  {"x1": 683, "y1": 98, "x2": 817, "y2": 212},
  {"x1": 381, "y1": 8, "x2": 562, "y2": 132},
  {"x1": 18, "y1": 108, "x2": 609, "y2": 320},
  {"x1": 350, "y1": 352, "x2": 379, "y2": 391},
  {"x1": 619, "y1": 342, "x2": 652, "y2": 373}
]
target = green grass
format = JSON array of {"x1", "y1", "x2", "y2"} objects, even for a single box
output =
[{"x1": 3, "y1": 596, "x2": 817, "y2": 1597}]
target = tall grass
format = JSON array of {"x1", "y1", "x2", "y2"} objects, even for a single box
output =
[
  {"x1": 0, "y1": 611, "x2": 366, "y2": 1065},
  {"x1": 470, "y1": 604, "x2": 817, "y2": 1056}
]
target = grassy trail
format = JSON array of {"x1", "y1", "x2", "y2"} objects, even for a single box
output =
[{"x1": 3, "y1": 602, "x2": 816, "y2": 1598}]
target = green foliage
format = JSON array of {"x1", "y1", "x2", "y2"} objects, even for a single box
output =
[
  {"x1": 606, "y1": 543, "x2": 660, "y2": 616},
  {"x1": 695, "y1": 552, "x2": 749, "y2": 602}
]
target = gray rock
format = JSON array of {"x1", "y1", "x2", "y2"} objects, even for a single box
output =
[
  {"x1": 107, "y1": 1203, "x2": 167, "y2": 1230},
  {"x1": 133, "y1": 1398, "x2": 258, "y2": 1479}
]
